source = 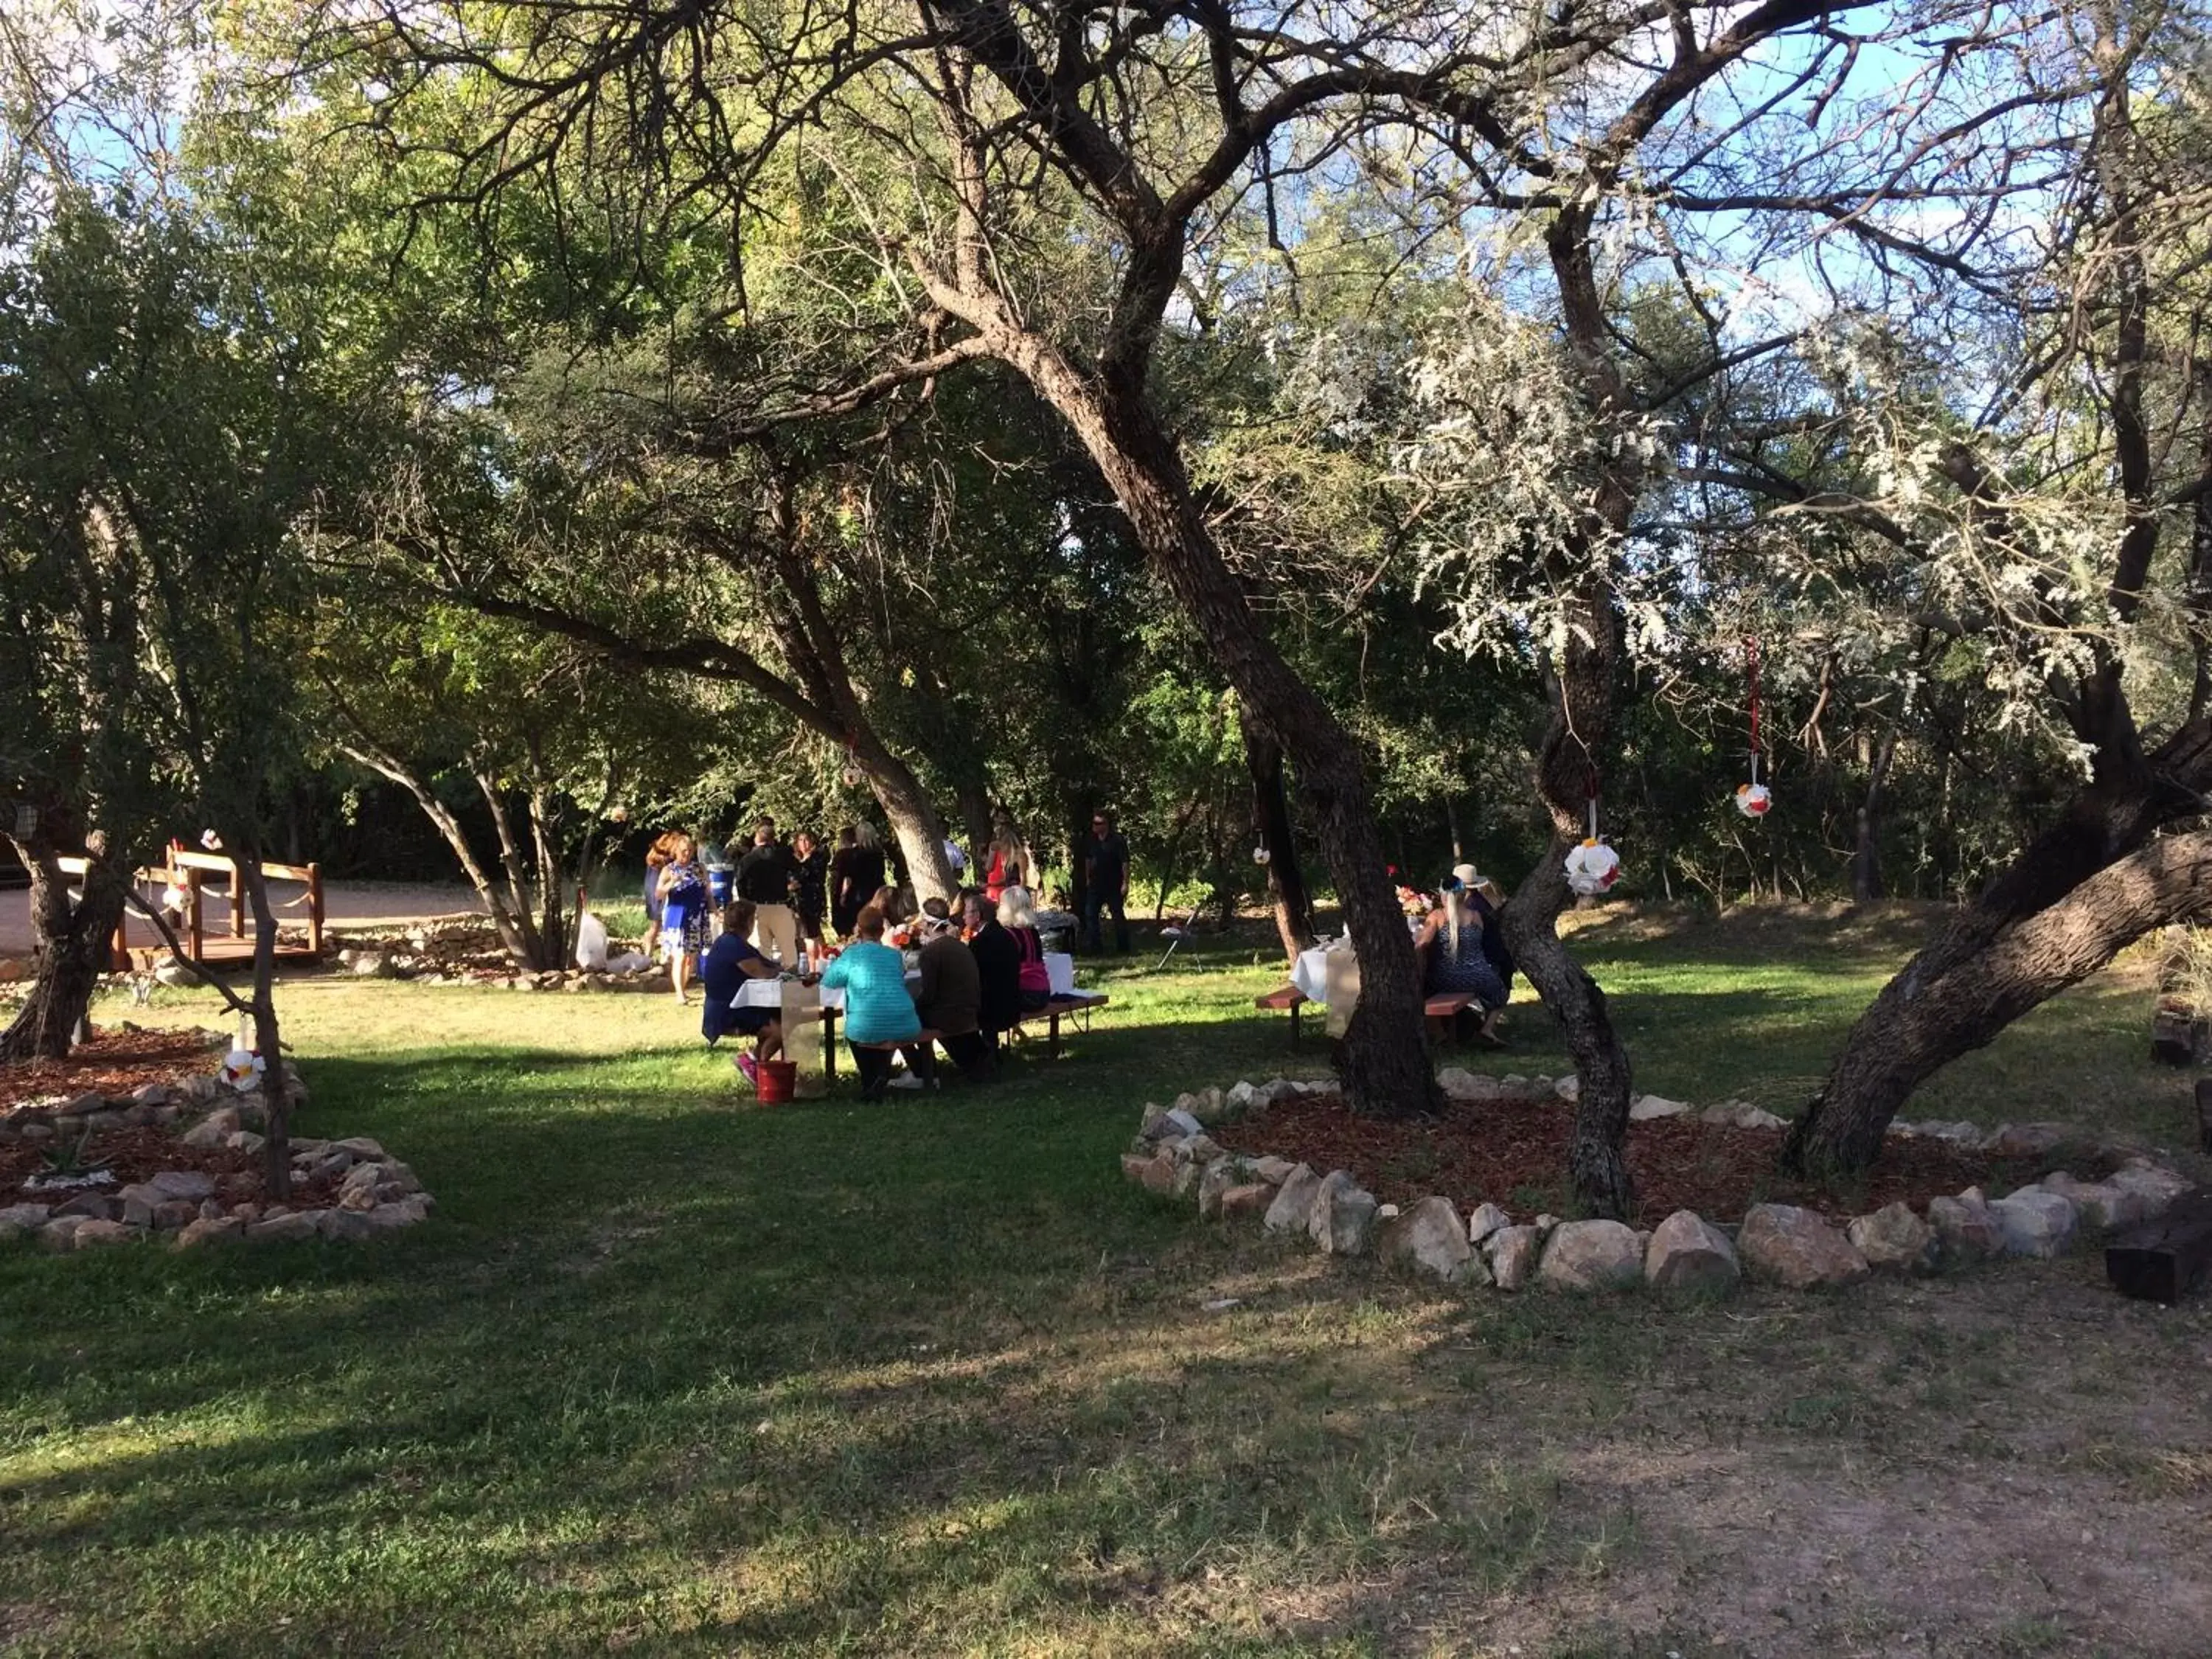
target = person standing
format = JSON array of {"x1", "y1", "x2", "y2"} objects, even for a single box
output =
[
  {"x1": 790, "y1": 829, "x2": 828, "y2": 949},
  {"x1": 735, "y1": 821, "x2": 800, "y2": 964},
  {"x1": 655, "y1": 834, "x2": 710, "y2": 1004},
  {"x1": 835, "y1": 824, "x2": 888, "y2": 938},
  {"x1": 1081, "y1": 810, "x2": 1131, "y2": 953},
  {"x1": 827, "y1": 827, "x2": 863, "y2": 939}
]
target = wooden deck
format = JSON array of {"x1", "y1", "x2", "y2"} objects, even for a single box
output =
[{"x1": 60, "y1": 851, "x2": 327, "y2": 970}]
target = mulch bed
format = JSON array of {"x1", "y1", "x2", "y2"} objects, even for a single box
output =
[
  {"x1": 1, "y1": 1026, "x2": 221, "y2": 1114},
  {"x1": 1208, "y1": 1091, "x2": 2116, "y2": 1225},
  {"x1": 2, "y1": 1124, "x2": 344, "y2": 1209}
]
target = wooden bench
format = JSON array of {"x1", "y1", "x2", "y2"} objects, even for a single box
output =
[
  {"x1": 1256, "y1": 984, "x2": 1307, "y2": 1045},
  {"x1": 2107, "y1": 1188, "x2": 2212, "y2": 1304},
  {"x1": 1004, "y1": 994, "x2": 1109, "y2": 1060},
  {"x1": 1256, "y1": 987, "x2": 1478, "y2": 1046},
  {"x1": 847, "y1": 1029, "x2": 942, "y2": 1096}
]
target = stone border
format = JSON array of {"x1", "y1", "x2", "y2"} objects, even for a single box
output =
[
  {"x1": 330, "y1": 944, "x2": 667, "y2": 994},
  {"x1": 1119, "y1": 1074, "x2": 2198, "y2": 1296},
  {"x1": 1, "y1": 1036, "x2": 434, "y2": 1251}
]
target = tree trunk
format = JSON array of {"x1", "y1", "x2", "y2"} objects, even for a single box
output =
[
  {"x1": 1240, "y1": 700, "x2": 1314, "y2": 963},
  {"x1": 333, "y1": 737, "x2": 540, "y2": 966},
  {"x1": 1851, "y1": 734, "x2": 1896, "y2": 903},
  {"x1": 474, "y1": 769, "x2": 549, "y2": 966},
  {"x1": 1785, "y1": 825, "x2": 2212, "y2": 1174},
  {"x1": 237, "y1": 848, "x2": 293, "y2": 1200},
  {"x1": 1009, "y1": 337, "x2": 1434, "y2": 1116},
  {"x1": 0, "y1": 832, "x2": 127, "y2": 1062}
]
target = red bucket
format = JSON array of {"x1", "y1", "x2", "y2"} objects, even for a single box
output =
[{"x1": 756, "y1": 1059, "x2": 799, "y2": 1104}]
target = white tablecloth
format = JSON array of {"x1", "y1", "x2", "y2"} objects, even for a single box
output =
[
  {"x1": 1291, "y1": 947, "x2": 1331, "y2": 1002},
  {"x1": 1046, "y1": 952, "x2": 1076, "y2": 997},
  {"x1": 731, "y1": 970, "x2": 919, "y2": 1013}
]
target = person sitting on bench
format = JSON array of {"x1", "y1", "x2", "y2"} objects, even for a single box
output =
[
  {"x1": 999, "y1": 885, "x2": 1053, "y2": 1012},
  {"x1": 821, "y1": 905, "x2": 932, "y2": 1097},
  {"x1": 914, "y1": 902, "x2": 990, "y2": 1079},
  {"x1": 965, "y1": 889, "x2": 1021, "y2": 1063},
  {"x1": 700, "y1": 899, "x2": 785, "y2": 1088},
  {"x1": 1414, "y1": 870, "x2": 1509, "y2": 1045}
]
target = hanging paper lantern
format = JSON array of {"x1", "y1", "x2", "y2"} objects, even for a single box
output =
[
  {"x1": 161, "y1": 877, "x2": 189, "y2": 915},
  {"x1": 1252, "y1": 842, "x2": 1271, "y2": 866},
  {"x1": 1564, "y1": 837, "x2": 1622, "y2": 896},
  {"x1": 219, "y1": 1048, "x2": 266, "y2": 1092},
  {"x1": 841, "y1": 763, "x2": 864, "y2": 789},
  {"x1": 1734, "y1": 782, "x2": 1773, "y2": 818},
  {"x1": 199, "y1": 828, "x2": 223, "y2": 851}
]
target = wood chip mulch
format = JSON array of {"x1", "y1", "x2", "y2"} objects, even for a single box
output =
[
  {"x1": 1207, "y1": 1091, "x2": 2111, "y2": 1225},
  {"x1": 1, "y1": 1026, "x2": 221, "y2": 1114}
]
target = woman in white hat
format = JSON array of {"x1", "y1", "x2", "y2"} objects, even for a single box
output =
[{"x1": 1413, "y1": 863, "x2": 1512, "y2": 1044}]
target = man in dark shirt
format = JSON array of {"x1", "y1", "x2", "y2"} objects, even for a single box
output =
[
  {"x1": 734, "y1": 821, "x2": 800, "y2": 962},
  {"x1": 964, "y1": 890, "x2": 1020, "y2": 1065},
  {"x1": 1082, "y1": 810, "x2": 1130, "y2": 953}
]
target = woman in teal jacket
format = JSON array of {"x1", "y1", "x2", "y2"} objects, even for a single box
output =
[{"x1": 821, "y1": 906, "x2": 931, "y2": 1097}]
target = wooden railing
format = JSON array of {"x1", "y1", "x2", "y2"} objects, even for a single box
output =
[{"x1": 57, "y1": 852, "x2": 324, "y2": 967}]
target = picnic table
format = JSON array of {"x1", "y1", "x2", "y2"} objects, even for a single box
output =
[{"x1": 731, "y1": 953, "x2": 1101, "y2": 1079}]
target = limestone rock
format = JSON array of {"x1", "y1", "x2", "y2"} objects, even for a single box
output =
[
  {"x1": 71, "y1": 1217, "x2": 140, "y2": 1248},
  {"x1": 58, "y1": 1091, "x2": 104, "y2": 1117},
  {"x1": 1988, "y1": 1188, "x2": 2076, "y2": 1259},
  {"x1": 1169, "y1": 1158, "x2": 1208, "y2": 1200},
  {"x1": 1485, "y1": 1225, "x2": 1543, "y2": 1291},
  {"x1": 1138, "y1": 1155, "x2": 1178, "y2": 1197},
  {"x1": 2038, "y1": 1172, "x2": 2142, "y2": 1233},
  {"x1": 119, "y1": 1184, "x2": 166, "y2": 1228},
  {"x1": 1153, "y1": 1107, "x2": 1206, "y2": 1141},
  {"x1": 1467, "y1": 1202, "x2": 1513, "y2": 1246},
  {"x1": 1307, "y1": 1171, "x2": 1379, "y2": 1256},
  {"x1": 1554, "y1": 1074, "x2": 1581, "y2": 1102},
  {"x1": 1927, "y1": 1191, "x2": 2004, "y2": 1267},
  {"x1": 362, "y1": 1200, "x2": 427, "y2": 1231},
  {"x1": 246, "y1": 1211, "x2": 321, "y2": 1243},
  {"x1": 0, "y1": 1203, "x2": 52, "y2": 1237},
  {"x1": 1629, "y1": 1093, "x2": 1692, "y2": 1121},
  {"x1": 55, "y1": 1192, "x2": 119, "y2": 1222},
  {"x1": 130, "y1": 1083, "x2": 169, "y2": 1108},
  {"x1": 38, "y1": 1217, "x2": 86, "y2": 1251},
  {"x1": 1379, "y1": 1196, "x2": 1475, "y2": 1284},
  {"x1": 153, "y1": 1200, "x2": 197, "y2": 1230},
  {"x1": 1263, "y1": 1164, "x2": 1322, "y2": 1234},
  {"x1": 1644, "y1": 1210, "x2": 1740, "y2": 1293},
  {"x1": 1537, "y1": 1220, "x2": 1645, "y2": 1291},
  {"x1": 2110, "y1": 1161, "x2": 2192, "y2": 1220},
  {"x1": 1251, "y1": 1157, "x2": 1297, "y2": 1185},
  {"x1": 337, "y1": 1185, "x2": 379, "y2": 1213},
  {"x1": 225, "y1": 1131, "x2": 265, "y2": 1155},
  {"x1": 320, "y1": 1208, "x2": 375, "y2": 1242},
  {"x1": 1986, "y1": 1121, "x2": 2071, "y2": 1158},
  {"x1": 1220, "y1": 1183, "x2": 1273, "y2": 1217},
  {"x1": 175, "y1": 1216, "x2": 243, "y2": 1247},
  {"x1": 1700, "y1": 1100, "x2": 1785, "y2": 1131},
  {"x1": 1118, "y1": 1152, "x2": 1155, "y2": 1186},
  {"x1": 1197, "y1": 1159, "x2": 1242, "y2": 1220},
  {"x1": 147, "y1": 1169, "x2": 216, "y2": 1201},
  {"x1": 1847, "y1": 1203, "x2": 1938, "y2": 1274},
  {"x1": 1738, "y1": 1203, "x2": 1870, "y2": 1289}
]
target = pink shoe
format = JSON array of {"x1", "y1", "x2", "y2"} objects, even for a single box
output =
[{"x1": 737, "y1": 1053, "x2": 760, "y2": 1088}]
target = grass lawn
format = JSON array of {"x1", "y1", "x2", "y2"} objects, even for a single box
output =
[{"x1": 3, "y1": 905, "x2": 2209, "y2": 1656}]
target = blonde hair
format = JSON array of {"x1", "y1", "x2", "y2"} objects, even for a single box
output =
[{"x1": 997, "y1": 885, "x2": 1037, "y2": 928}]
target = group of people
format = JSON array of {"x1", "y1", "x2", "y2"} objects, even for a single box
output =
[{"x1": 700, "y1": 884, "x2": 1060, "y2": 1100}]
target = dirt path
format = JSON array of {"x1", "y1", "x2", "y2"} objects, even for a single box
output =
[{"x1": 0, "y1": 880, "x2": 484, "y2": 958}]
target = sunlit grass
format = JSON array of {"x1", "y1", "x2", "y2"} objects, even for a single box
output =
[{"x1": 0, "y1": 902, "x2": 2197, "y2": 1655}]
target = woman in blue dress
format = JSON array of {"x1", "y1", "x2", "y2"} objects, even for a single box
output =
[
  {"x1": 655, "y1": 833, "x2": 711, "y2": 1004},
  {"x1": 1414, "y1": 866, "x2": 1509, "y2": 1046},
  {"x1": 701, "y1": 900, "x2": 786, "y2": 1088}
]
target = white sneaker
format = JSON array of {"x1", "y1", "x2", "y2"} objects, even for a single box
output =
[{"x1": 887, "y1": 1074, "x2": 926, "y2": 1091}]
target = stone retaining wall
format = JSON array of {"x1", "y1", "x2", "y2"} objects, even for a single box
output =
[
  {"x1": 1120, "y1": 1074, "x2": 2197, "y2": 1297},
  {"x1": 1, "y1": 1041, "x2": 434, "y2": 1252}
]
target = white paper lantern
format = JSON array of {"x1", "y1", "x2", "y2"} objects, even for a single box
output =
[
  {"x1": 1564, "y1": 838, "x2": 1622, "y2": 896},
  {"x1": 219, "y1": 1048, "x2": 266, "y2": 1092},
  {"x1": 1252, "y1": 843, "x2": 1271, "y2": 866},
  {"x1": 1734, "y1": 781, "x2": 1773, "y2": 818}
]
